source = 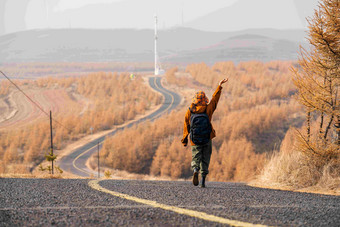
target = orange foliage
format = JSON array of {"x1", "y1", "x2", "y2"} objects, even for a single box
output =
[
  {"x1": 0, "y1": 80, "x2": 11, "y2": 96},
  {"x1": 165, "y1": 67, "x2": 188, "y2": 87},
  {"x1": 97, "y1": 111, "x2": 184, "y2": 175},
  {"x1": 0, "y1": 72, "x2": 161, "y2": 173},
  {"x1": 209, "y1": 138, "x2": 265, "y2": 182},
  {"x1": 150, "y1": 137, "x2": 192, "y2": 179},
  {"x1": 95, "y1": 61, "x2": 304, "y2": 182}
]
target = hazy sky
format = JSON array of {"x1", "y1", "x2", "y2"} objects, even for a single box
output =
[
  {"x1": 1, "y1": 0, "x2": 318, "y2": 35},
  {"x1": 55, "y1": 0, "x2": 238, "y2": 13},
  {"x1": 25, "y1": 0, "x2": 238, "y2": 30}
]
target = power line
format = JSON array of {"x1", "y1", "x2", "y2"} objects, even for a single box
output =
[
  {"x1": 1, "y1": 70, "x2": 49, "y2": 116},
  {"x1": 0, "y1": 70, "x2": 71, "y2": 131}
]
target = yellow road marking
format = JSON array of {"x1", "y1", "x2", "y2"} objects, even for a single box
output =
[
  {"x1": 152, "y1": 77, "x2": 175, "y2": 119},
  {"x1": 89, "y1": 180, "x2": 268, "y2": 227},
  {"x1": 72, "y1": 77, "x2": 175, "y2": 175},
  {"x1": 72, "y1": 142, "x2": 100, "y2": 175}
]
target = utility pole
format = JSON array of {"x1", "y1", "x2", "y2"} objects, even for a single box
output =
[
  {"x1": 98, "y1": 142, "x2": 100, "y2": 178},
  {"x1": 50, "y1": 111, "x2": 54, "y2": 174}
]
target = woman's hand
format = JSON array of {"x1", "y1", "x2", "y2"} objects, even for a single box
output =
[{"x1": 219, "y1": 78, "x2": 228, "y2": 87}]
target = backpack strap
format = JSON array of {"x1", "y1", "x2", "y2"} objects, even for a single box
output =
[{"x1": 189, "y1": 104, "x2": 196, "y2": 113}]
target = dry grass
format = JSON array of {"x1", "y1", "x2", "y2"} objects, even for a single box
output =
[
  {"x1": 0, "y1": 169, "x2": 98, "y2": 179},
  {"x1": 251, "y1": 129, "x2": 340, "y2": 195},
  {"x1": 0, "y1": 161, "x2": 87, "y2": 179},
  {"x1": 0, "y1": 172, "x2": 63, "y2": 179},
  {"x1": 88, "y1": 158, "x2": 180, "y2": 181},
  {"x1": 99, "y1": 168, "x2": 179, "y2": 181},
  {"x1": 0, "y1": 86, "x2": 86, "y2": 131}
]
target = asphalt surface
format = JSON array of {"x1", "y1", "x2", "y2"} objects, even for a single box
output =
[
  {"x1": 58, "y1": 77, "x2": 181, "y2": 177},
  {"x1": 1, "y1": 178, "x2": 339, "y2": 226}
]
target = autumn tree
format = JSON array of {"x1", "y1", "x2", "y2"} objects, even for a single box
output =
[
  {"x1": 92, "y1": 60, "x2": 302, "y2": 182},
  {"x1": 0, "y1": 71, "x2": 160, "y2": 174},
  {"x1": 165, "y1": 67, "x2": 178, "y2": 85},
  {"x1": 292, "y1": 0, "x2": 339, "y2": 161}
]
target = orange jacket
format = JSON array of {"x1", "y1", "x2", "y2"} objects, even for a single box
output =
[{"x1": 181, "y1": 85, "x2": 223, "y2": 146}]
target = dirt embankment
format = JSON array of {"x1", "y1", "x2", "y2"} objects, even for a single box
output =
[{"x1": 0, "y1": 86, "x2": 88, "y2": 131}]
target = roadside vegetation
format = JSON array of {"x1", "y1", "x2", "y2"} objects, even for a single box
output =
[
  {"x1": 0, "y1": 72, "x2": 161, "y2": 174},
  {"x1": 254, "y1": 0, "x2": 339, "y2": 194},
  {"x1": 91, "y1": 60, "x2": 304, "y2": 182}
]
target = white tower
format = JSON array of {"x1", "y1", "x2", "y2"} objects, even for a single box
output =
[
  {"x1": 154, "y1": 15, "x2": 158, "y2": 75},
  {"x1": 154, "y1": 15, "x2": 164, "y2": 76}
]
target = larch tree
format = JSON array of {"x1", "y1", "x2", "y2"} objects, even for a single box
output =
[{"x1": 292, "y1": 0, "x2": 339, "y2": 160}]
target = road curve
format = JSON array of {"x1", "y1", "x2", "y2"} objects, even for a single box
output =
[
  {"x1": 1, "y1": 178, "x2": 339, "y2": 226},
  {"x1": 59, "y1": 77, "x2": 181, "y2": 177}
]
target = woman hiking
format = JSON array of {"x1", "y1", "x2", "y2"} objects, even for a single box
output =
[{"x1": 181, "y1": 78, "x2": 228, "y2": 187}]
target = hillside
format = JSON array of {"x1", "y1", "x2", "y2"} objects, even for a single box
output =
[
  {"x1": 163, "y1": 34, "x2": 302, "y2": 64},
  {"x1": 0, "y1": 28, "x2": 307, "y2": 64},
  {"x1": 90, "y1": 61, "x2": 305, "y2": 181},
  {"x1": 0, "y1": 72, "x2": 161, "y2": 174},
  {"x1": 184, "y1": 0, "x2": 315, "y2": 31}
]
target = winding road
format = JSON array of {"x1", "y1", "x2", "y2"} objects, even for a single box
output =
[
  {"x1": 59, "y1": 76, "x2": 181, "y2": 177},
  {"x1": 2, "y1": 77, "x2": 339, "y2": 226}
]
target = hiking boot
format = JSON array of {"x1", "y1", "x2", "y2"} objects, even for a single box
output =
[
  {"x1": 192, "y1": 168, "x2": 199, "y2": 186},
  {"x1": 200, "y1": 176, "x2": 206, "y2": 188}
]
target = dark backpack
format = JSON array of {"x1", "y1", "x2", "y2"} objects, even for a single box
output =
[{"x1": 190, "y1": 112, "x2": 212, "y2": 145}]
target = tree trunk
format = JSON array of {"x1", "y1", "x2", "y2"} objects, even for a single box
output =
[
  {"x1": 307, "y1": 110, "x2": 311, "y2": 142},
  {"x1": 324, "y1": 114, "x2": 334, "y2": 140},
  {"x1": 336, "y1": 115, "x2": 340, "y2": 145},
  {"x1": 319, "y1": 77, "x2": 326, "y2": 136},
  {"x1": 319, "y1": 111, "x2": 324, "y2": 136}
]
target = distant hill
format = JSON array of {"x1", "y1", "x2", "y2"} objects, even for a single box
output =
[
  {"x1": 0, "y1": 28, "x2": 308, "y2": 64},
  {"x1": 184, "y1": 0, "x2": 317, "y2": 32},
  {"x1": 164, "y1": 33, "x2": 303, "y2": 64}
]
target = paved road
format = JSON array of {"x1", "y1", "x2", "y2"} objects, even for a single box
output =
[
  {"x1": 1, "y1": 178, "x2": 339, "y2": 226},
  {"x1": 59, "y1": 77, "x2": 181, "y2": 177}
]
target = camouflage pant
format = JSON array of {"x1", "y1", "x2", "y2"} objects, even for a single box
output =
[{"x1": 191, "y1": 140, "x2": 212, "y2": 177}]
